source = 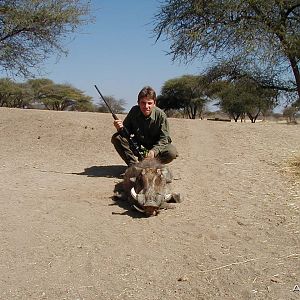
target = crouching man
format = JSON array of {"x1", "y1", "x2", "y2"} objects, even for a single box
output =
[{"x1": 111, "y1": 86, "x2": 178, "y2": 166}]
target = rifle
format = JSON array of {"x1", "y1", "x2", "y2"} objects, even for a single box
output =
[{"x1": 94, "y1": 85, "x2": 147, "y2": 161}]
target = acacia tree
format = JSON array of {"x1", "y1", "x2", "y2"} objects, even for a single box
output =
[
  {"x1": 213, "y1": 81, "x2": 246, "y2": 122},
  {"x1": 213, "y1": 78, "x2": 278, "y2": 122},
  {"x1": 26, "y1": 78, "x2": 54, "y2": 100},
  {"x1": 153, "y1": 0, "x2": 300, "y2": 106},
  {"x1": 283, "y1": 106, "x2": 298, "y2": 123},
  {"x1": 97, "y1": 96, "x2": 126, "y2": 114},
  {"x1": 0, "y1": 0, "x2": 92, "y2": 77},
  {"x1": 9, "y1": 82, "x2": 32, "y2": 108},
  {"x1": 0, "y1": 78, "x2": 32, "y2": 107},
  {"x1": 0, "y1": 78, "x2": 16, "y2": 106},
  {"x1": 27, "y1": 79, "x2": 93, "y2": 111},
  {"x1": 158, "y1": 75, "x2": 208, "y2": 119},
  {"x1": 41, "y1": 84, "x2": 92, "y2": 111}
]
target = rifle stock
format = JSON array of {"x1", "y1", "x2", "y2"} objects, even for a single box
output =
[{"x1": 94, "y1": 85, "x2": 146, "y2": 160}]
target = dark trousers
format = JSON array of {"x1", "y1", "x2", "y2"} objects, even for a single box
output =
[{"x1": 111, "y1": 132, "x2": 178, "y2": 166}]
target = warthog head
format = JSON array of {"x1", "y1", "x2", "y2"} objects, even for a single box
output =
[{"x1": 123, "y1": 159, "x2": 172, "y2": 216}]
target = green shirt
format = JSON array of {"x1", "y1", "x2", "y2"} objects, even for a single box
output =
[{"x1": 123, "y1": 105, "x2": 172, "y2": 155}]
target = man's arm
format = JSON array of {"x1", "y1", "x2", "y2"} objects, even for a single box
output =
[{"x1": 150, "y1": 114, "x2": 172, "y2": 156}]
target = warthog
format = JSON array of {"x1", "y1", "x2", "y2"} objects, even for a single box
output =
[{"x1": 118, "y1": 158, "x2": 182, "y2": 216}]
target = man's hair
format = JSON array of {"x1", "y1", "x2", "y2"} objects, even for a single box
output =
[{"x1": 137, "y1": 86, "x2": 156, "y2": 102}]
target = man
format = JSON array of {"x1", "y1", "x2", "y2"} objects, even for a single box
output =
[{"x1": 111, "y1": 86, "x2": 178, "y2": 166}]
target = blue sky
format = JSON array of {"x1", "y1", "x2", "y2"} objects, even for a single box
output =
[{"x1": 43, "y1": 0, "x2": 206, "y2": 111}]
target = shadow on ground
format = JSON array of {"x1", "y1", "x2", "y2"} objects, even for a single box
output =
[
  {"x1": 74, "y1": 165, "x2": 127, "y2": 179},
  {"x1": 75, "y1": 165, "x2": 146, "y2": 218}
]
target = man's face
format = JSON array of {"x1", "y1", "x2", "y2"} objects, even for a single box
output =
[{"x1": 139, "y1": 97, "x2": 156, "y2": 117}]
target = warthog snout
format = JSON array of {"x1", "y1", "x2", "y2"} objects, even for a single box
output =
[{"x1": 130, "y1": 187, "x2": 172, "y2": 216}]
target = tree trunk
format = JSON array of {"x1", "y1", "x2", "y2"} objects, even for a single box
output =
[{"x1": 288, "y1": 55, "x2": 300, "y2": 105}]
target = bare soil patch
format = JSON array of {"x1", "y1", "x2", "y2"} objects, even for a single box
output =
[{"x1": 0, "y1": 108, "x2": 299, "y2": 299}]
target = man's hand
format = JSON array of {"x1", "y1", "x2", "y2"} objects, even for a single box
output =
[
  {"x1": 113, "y1": 119, "x2": 124, "y2": 131},
  {"x1": 145, "y1": 150, "x2": 155, "y2": 159}
]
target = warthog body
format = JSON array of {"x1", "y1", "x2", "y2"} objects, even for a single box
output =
[{"x1": 120, "y1": 158, "x2": 181, "y2": 216}]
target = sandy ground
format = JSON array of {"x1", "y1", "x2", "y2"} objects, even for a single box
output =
[{"x1": 0, "y1": 107, "x2": 299, "y2": 300}]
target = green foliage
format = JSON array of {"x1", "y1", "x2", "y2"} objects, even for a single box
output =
[
  {"x1": 213, "y1": 78, "x2": 278, "y2": 122},
  {"x1": 0, "y1": 78, "x2": 16, "y2": 107},
  {"x1": 0, "y1": 77, "x2": 93, "y2": 111},
  {"x1": 213, "y1": 81, "x2": 245, "y2": 122},
  {"x1": 27, "y1": 79, "x2": 93, "y2": 111},
  {"x1": 158, "y1": 75, "x2": 208, "y2": 119},
  {"x1": 154, "y1": 0, "x2": 300, "y2": 105},
  {"x1": 283, "y1": 106, "x2": 298, "y2": 123},
  {"x1": 0, "y1": 0, "x2": 93, "y2": 77},
  {"x1": 0, "y1": 78, "x2": 32, "y2": 107}
]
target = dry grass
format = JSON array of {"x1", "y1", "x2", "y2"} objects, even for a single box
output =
[{"x1": 286, "y1": 155, "x2": 300, "y2": 179}]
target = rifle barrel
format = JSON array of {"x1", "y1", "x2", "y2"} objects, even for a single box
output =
[
  {"x1": 94, "y1": 84, "x2": 145, "y2": 160},
  {"x1": 94, "y1": 85, "x2": 118, "y2": 119}
]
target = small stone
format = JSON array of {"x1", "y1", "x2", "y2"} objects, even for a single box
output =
[
  {"x1": 270, "y1": 277, "x2": 281, "y2": 283},
  {"x1": 178, "y1": 275, "x2": 189, "y2": 282}
]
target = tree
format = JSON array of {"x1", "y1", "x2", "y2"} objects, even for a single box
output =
[
  {"x1": 27, "y1": 79, "x2": 93, "y2": 111},
  {"x1": 9, "y1": 82, "x2": 32, "y2": 108},
  {"x1": 97, "y1": 95, "x2": 126, "y2": 114},
  {"x1": 0, "y1": 0, "x2": 92, "y2": 77},
  {"x1": 283, "y1": 106, "x2": 298, "y2": 123},
  {"x1": 26, "y1": 78, "x2": 54, "y2": 102},
  {"x1": 213, "y1": 81, "x2": 246, "y2": 122},
  {"x1": 158, "y1": 75, "x2": 208, "y2": 119},
  {"x1": 0, "y1": 78, "x2": 32, "y2": 107},
  {"x1": 41, "y1": 84, "x2": 93, "y2": 111},
  {"x1": 213, "y1": 78, "x2": 278, "y2": 122},
  {"x1": 153, "y1": 0, "x2": 300, "y2": 106},
  {"x1": 0, "y1": 78, "x2": 16, "y2": 107}
]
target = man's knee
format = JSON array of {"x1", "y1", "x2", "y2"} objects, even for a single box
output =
[
  {"x1": 111, "y1": 132, "x2": 122, "y2": 146},
  {"x1": 167, "y1": 144, "x2": 178, "y2": 159},
  {"x1": 158, "y1": 144, "x2": 178, "y2": 164}
]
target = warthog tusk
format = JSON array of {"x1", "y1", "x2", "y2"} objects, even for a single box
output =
[
  {"x1": 133, "y1": 204, "x2": 145, "y2": 213},
  {"x1": 165, "y1": 194, "x2": 172, "y2": 201},
  {"x1": 130, "y1": 187, "x2": 137, "y2": 200}
]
